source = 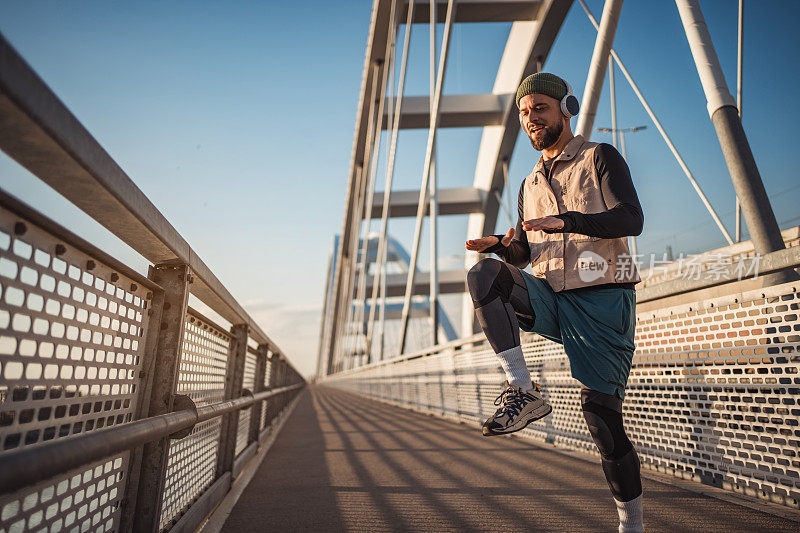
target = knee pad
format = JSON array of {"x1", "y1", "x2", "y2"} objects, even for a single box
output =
[
  {"x1": 580, "y1": 391, "x2": 631, "y2": 460},
  {"x1": 581, "y1": 389, "x2": 641, "y2": 501},
  {"x1": 467, "y1": 258, "x2": 514, "y2": 308}
]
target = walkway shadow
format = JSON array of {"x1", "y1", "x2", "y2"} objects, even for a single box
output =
[
  {"x1": 224, "y1": 386, "x2": 799, "y2": 532},
  {"x1": 222, "y1": 388, "x2": 346, "y2": 532}
]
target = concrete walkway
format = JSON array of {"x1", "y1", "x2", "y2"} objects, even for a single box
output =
[{"x1": 222, "y1": 386, "x2": 799, "y2": 532}]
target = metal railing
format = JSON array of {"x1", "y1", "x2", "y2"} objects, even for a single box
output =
[{"x1": 0, "y1": 34, "x2": 305, "y2": 532}]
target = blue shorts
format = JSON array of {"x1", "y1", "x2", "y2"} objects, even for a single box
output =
[{"x1": 516, "y1": 271, "x2": 636, "y2": 399}]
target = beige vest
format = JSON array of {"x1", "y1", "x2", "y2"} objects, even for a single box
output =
[{"x1": 523, "y1": 135, "x2": 640, "y2": 292}]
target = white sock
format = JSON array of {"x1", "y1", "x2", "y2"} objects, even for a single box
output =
[
  {"x1": 495, "y1": 346, "x2": 533, "y2": 391},
  {"x1": 615, "y1": 494, "x2": 643, "y2": 533}
]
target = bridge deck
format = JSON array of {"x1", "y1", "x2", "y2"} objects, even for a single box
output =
[{"x1": 221, "y1": 386, "x2": 798, "y2": 532}]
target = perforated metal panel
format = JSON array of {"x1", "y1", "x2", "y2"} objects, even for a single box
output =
[
  {"x1": 0, "y1": 205, "x2": 153, "y2": 532},
  {"x1": 0, "y1": 455, "x2": 129, "y2": 533},
  {"x1": 627, "y1": 282, "x2": 800, "y2": 506},
  {"x1": 258, "y1": 360, "x2": 271, "y2": 431},
  {"x1": 158, "y1": 312, "x2": 229, "y2": 530},
  {"x1": 234, "y1": 351, "x2": 257, "y2": 456},
  {"x1": 326, "y1": 280, "x2": 800, "y2": 509}
]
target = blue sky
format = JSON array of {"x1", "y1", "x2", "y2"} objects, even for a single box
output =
[{"x1": 1, "y1": 1, "x2": 798, "y2": 376}]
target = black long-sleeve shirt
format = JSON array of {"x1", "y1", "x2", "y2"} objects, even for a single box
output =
[{"x1": 485, "y1": 142, "x2": 643, "y2": 274}]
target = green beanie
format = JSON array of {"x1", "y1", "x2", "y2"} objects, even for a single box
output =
[{"x1": 516, "y1": 72, "x2": 570, "y2": 107}]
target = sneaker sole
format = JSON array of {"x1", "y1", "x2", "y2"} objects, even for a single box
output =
[{"x1": 481, "y1": 403, "x2": 553, "y2": 436}]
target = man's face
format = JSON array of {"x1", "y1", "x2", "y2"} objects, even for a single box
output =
[{"x1": 518, "y1": 93, "x2": 564, "y2": 151}]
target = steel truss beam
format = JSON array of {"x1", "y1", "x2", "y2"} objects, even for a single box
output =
[
  {"x1": 368, "y1": 304, "x2": 431, "y2": 320},
  {"x1": 381, "y1": 93, "x2": 512, "y2": 129},
  {"x1": 367, "y1": 186, "x2": 486, "y2": 218},
  {"x1": 403, "y1": 0, "x2": 544, "y2": 23},
  {"x1": 367, "y1": 269, "x2": 466, "y2": 297}
]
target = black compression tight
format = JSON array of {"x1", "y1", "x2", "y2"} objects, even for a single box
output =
[
  {"x1": 468, "y1": 259, "x2": 641, "y2": 501},
  {"x1": 466, "y1": 258, "x2": 535, "y2": 353},
  {"x1": 581, "y1": 388, "x2": 642, "y2": 502}
]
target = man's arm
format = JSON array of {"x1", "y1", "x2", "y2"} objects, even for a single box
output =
[
  {"x1": 483, "y1": 180, "x2": 531, "y2": 269},
  {"x1": 547, "y1": 143, "x2": 644, "y2": 238}
]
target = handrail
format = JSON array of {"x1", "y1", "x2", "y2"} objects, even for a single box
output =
[
  {"x1": 0, "y1": 383, "x2": 305, "y2": 497},
  {"x1": 635, "y1": 245, "x2": 800, "y2": 303},
  {"x1": 0, "y1": 32, "x2": 278, "y2": 351},
  {"x1": 0, "y1": 188, "x2": 161, "y2": 296}
]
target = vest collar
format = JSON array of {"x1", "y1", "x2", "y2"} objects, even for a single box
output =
[{"x1": 535, "y1": 134, "x2": 586, "y2": 170}]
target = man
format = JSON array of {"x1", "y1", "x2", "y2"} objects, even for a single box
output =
[{"x1": 465, "y1": 72, "x2": 645, "y2": 533}]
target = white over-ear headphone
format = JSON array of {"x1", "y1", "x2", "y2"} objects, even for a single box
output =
[{"x1": 560, "y1": 81, "x2": 580, "y2": 118}]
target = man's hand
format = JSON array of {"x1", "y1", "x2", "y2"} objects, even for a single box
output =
[
  {"x1": 466, "y1": 227, "x2": 514, "y2": 252},
  {"x1": 522, "y1": 216, "x2": 564, "y2": 232}
]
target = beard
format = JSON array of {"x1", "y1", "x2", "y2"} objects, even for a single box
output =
[{"x1": 528, "y1": 120, "x2": 563, "y2": 151}]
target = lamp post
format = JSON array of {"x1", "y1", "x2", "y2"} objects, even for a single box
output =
[
  {"x1": 596, "y1": 125, "x2": 647, "y2": 160},
  {"x1": 596, "y1": 125, "x2": 647, "y2": 258}
]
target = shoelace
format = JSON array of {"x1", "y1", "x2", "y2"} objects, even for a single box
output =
[{"x1": 493, "y1": 387, "x2": 527, "y2": 417}]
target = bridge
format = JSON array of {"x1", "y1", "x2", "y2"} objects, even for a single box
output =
[{"x1": 1, "y1": 0, "x2": 799, "y2": 532}]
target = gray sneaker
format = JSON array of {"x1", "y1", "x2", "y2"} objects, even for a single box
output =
[{"x1": 482, "y1": 381, "x2": 552, "y2": 436}]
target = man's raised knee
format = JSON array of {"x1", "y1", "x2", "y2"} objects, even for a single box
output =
[{"x1": 467, "y1": 258, "x2": 501, "y2": 302}]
